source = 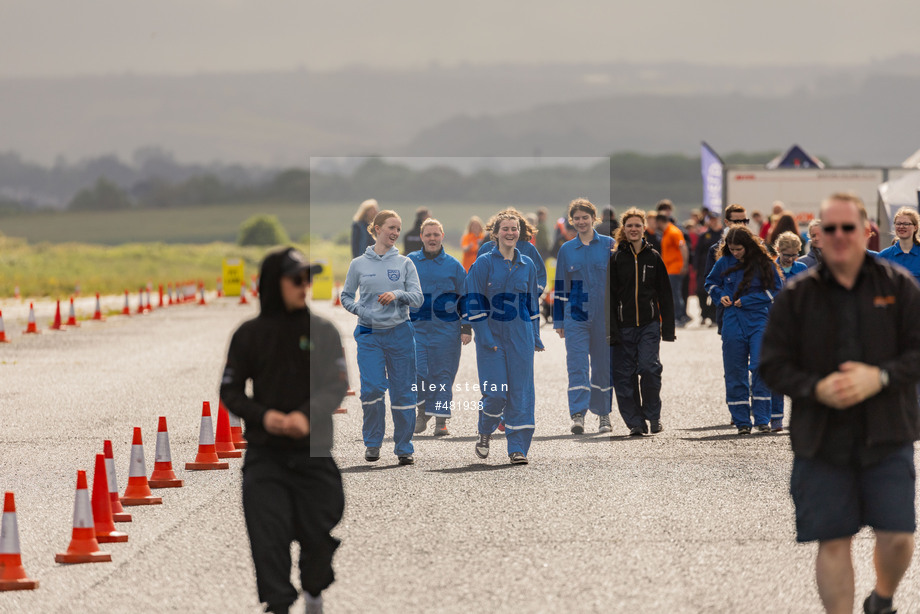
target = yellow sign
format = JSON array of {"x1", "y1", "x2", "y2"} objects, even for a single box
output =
[
  {"x1": 222, "y1": 259, "x2": 245, "y2": 297},
  {"x1": 311, "y1": 260, "x2": 333, "y2": 300}
]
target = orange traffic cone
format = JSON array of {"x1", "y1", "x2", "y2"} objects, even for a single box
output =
[
  {"x1": 145, "y1": 289, "x2": 154, "y2": 313},
  {"x1": 222, "y1": 400, "x2": 247, "y2": 449},
  {"x1": 49, "y1": 300, "x2": 66, "y2": 331},
  {"x1": 251, "y1": 276, "x2": 259, "y2": 298},
  {"x1": 91, "y1": 454, "x2": 127, "y2": 543},
  {"x1": 0, "y1": 310, "x2": 10, "y2": 343},
  {"x1": 158, "y1": 285, "x2": 164, "y2": 308},
  {"x1": 186, "y1": 402, "x2": 229, "y2": 470},
  {"x1": 346, "y1": 389, "x2": 356, "y2": 396},
  {"x1": 120, "y1": 428, "x2": 163, "y2": 506},
  {"x1": 167, "y1": 284, "x2": 174, "y2": 306},
  {"x1": 198, "y1": 284, "x2": 207, "y2": 306},
  {"x1": 13, "y1": 286, "x2": 20, "y2": 301},
  {"x1": 239, "y1": 285, "x2": 249, "y2": 305},
  {"x1": 122, "y1": 290, "x2": 131, "y2": 316},
  {"x1": 92, "y1": 293, "x2": 106, "y2": 321},
  {"x1": 103, "y1": 441, "x2": 131, "y2": 522},
  {"x1": 54, "y1": 470, "x2": 112, "y2": 564},
  {"x1": 215, "y1": 403, "x2": 242, "y2": 459},
  {"x1": 333, "y1": 283, "x2": 342, "y2": 307},
  {"x1": 65, "y1": 297, "x2": 80, "y2": 327},
  {"x1": 23, "y1": 303, "x2": 40, "y2": 334},
  {"x1": 216, "y1": 277, "x2": 223, "y2": 298},
  {"x1": 136, "y1": 288, "x2": 146, "y2": 315},
  {"x1": 149, "y1": 417, "x2": 183, "y2": 488},
  {"x1": 0, "y1": 492, "x2": 39, "y2": 591}
]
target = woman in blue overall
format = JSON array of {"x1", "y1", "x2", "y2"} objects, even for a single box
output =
[
  {"x1": 341, "y1": 210, "x2": 424, "y2": 464},
  {"x1": 769, "y1": 231, "x2": 808, "y2": 432},
  {"x1": 705, "y1": 225, "x2": 784, "y2": 435},
  {"x1": 553, "y1": 198, "x2": 615, "y2": 434},
  {"x1": 464, "y1": 211, "x2": 545, "y2": 464},
  {"x1": 408, "y1": 218, "x2": 470, "y2": 437}
]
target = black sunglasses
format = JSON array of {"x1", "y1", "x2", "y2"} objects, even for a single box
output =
[
  {"x1": 821, "y1": 224, "x2": 857, "y2": 235},
  {"x1": 287, "y1": 274, "x2": 310, "y2": 286},
  {"x1": 728, "y1": 218, "x2": 750, "y2": 224}
]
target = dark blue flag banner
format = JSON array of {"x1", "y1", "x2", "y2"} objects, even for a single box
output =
[{"x1": 701, "y1": 141, "x2": 724, "y2": 216}]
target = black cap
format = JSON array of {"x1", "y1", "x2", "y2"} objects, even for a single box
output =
[{"x1": 280, "y1": 249, "x2": 321, "y2": 279}]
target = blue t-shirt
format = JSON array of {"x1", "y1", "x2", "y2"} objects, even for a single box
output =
[{"x1": 877, "y1": 243, "x2": 920, "y2": 286}]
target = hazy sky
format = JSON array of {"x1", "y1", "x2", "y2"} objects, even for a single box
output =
[{"x1": 1, "y1": 0, "x2": 918, "y2": 77}]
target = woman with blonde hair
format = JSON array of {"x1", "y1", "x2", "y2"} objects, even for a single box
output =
[
  {"x1": 342, "y1": 210, "x2": 423, "y2": 465},
  {"x1": 408, "y1": 218, "x2": 469, "y2": 437},
  {"x1": 878, "y1": 207, "x2": 920, "y2": 285},
  {"x1": 351, "y1": 198, "x2": 379, "y2": 258},
  {"x1": 461, "y1": 216, "x2": 485, "y2": 272}
]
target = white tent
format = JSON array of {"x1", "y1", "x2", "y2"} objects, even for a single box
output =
[
  {"x1": 878, "y1": 170, "x2": 920, "y2": 242},
  {"x1": 902, "y1": 148, "x2": 920, "y2": 169}
]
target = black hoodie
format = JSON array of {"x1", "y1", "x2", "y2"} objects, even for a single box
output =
[{"x1": 220, "y1": 248, "x2": 348, "y2": 454}]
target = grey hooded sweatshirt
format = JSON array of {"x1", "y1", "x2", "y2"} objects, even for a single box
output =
[{"x1": 342, "y1": 246, "x2": 423, "y2": 329}]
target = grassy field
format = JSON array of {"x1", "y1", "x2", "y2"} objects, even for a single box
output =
[
  {"x1": 0, "y1": 202, "x2": 308, "y2": 245},
  {"x1": 0, "y1": 235, "x2": 280, "y2": 298}
]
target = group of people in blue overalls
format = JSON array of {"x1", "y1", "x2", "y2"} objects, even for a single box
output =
[{"x1": 339, "y1": 199, "x2": 817, "y2": 467}]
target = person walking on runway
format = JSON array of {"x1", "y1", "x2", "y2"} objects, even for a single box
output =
[{"x1": 341, "y1": 210, "x2": 424, "y2": 465}]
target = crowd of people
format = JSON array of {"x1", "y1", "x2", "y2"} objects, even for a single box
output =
[{"x1": 221, "y1": 192, "x2": 919, "y2": 613}]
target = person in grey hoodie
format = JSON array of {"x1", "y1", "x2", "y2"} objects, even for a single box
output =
[{"x1": 342, "y1": 210, "x2": 424, "y2": 465}]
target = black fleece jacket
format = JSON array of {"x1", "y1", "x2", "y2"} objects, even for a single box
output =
[
  {"x1": 605, "y1": 239, "x2": 676, "y2": 344},
  {"x1": 220, "y1": 248, "x2": 348, "y2": 454},
  {"x1": 760, "y1": 256, "x2": 920, "y2": 458}
]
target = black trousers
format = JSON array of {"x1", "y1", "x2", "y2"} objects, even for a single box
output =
[{"x1": 242, "y1": 447, "x2": 344, "y2": 608}]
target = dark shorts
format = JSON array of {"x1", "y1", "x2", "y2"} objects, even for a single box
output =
[{"x1": 790, "y1": 444, "x2": 917, "y2": 543}]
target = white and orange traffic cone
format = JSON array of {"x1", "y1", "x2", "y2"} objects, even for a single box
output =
[
  {"x1": 148, "y1": 417, "x2": 183, "y2": 488},
  {"x1": 332, "y1": 284, "x2": 342, "y2": 307},
  {"x1": 215, "y1": 403, "x2": 242, "y2": 459},
  {"x1": 54, "y1": 470, "x2": 112, "y2": 564},
  {"x1": 167, "y1": 284, "x2": 174, "y2": 306},
  {"x1": 23, "y1": 303, "x2": 39, "y2": 334},
  {"x1": 198, "y1": 283, "x2": 207, "y2": 306},
  {"x1": 222, "y1": 400, "x2": 247, "y2": 450},
  {"x1": 103, "y1": 441, "x2": 131, "y2": 522},
  {"x1": 0, "y1": 310, "x2": 10, "y2": 343},
  {"x1": 136, "y1": 288, "x2": 146, "y2": 315},
  {"x1": 92, "y1": 293, "x2": 105, "y2": 321},
  {"x1": 186, "y1": 402, "x2": 229, "y2": 470},
  {"x1": 216, "y1": 277, "x2": 223, "y2": 298},
  {"x1": 13, "y1": 286, "x2": 20, "y2": 301},
  {"x1": 158, "y1": 285, "x2": 164, "y2": 308},
  {"x1": 65, "y1": 297, "x2": 80, "y2": 327},
  {"x1": 145, "y1": 289, "x2": 153, "y2": 313},
  {"x1": 239, "y1": 285, "x2": 249, "y2": 305},
  {"x1": 251, "y1": 276, "x2": 259, "y2": 298},
  {"x1": 0, "y1": 492, "x2": 39, "y2": 591},
  {"x1": 120, "y1": 428, "x2": 163, "y2": 506},
  {"x1": 122, "y1": 290, "x2": 131, "y2": 316},
  {"x1": 91, "y1": 454, "x2": 127, "y2": 543},
  {"x1": 49, "y1": 300, "x2": 66, "y2": 331}
]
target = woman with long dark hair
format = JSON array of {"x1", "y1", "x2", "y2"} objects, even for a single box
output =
[{"x1": 705, "y1": 225, "x2": 784, "y2": 435}]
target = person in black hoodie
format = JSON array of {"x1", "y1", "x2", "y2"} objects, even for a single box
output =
[
  {"x1": 606, "y1": 208, "x2": 676, "y2": 436},
  {"x1": 220, "y1": 247, "x2": 348, "y2": 614}
]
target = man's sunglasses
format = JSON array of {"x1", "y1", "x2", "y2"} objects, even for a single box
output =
[
  {"x1": 728, "y1": 218, "x2": 750, "y2": 224},
  {"x1": 821, "y1": 224, "x2": 857, "y2": 235}
]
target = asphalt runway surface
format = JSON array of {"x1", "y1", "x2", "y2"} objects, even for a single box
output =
[{"x1": 1, "y1": 295, "x2": 918, "y2": 613}]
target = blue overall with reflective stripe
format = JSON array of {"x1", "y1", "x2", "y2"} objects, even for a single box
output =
[{"x1": 464, "y1": 247, "x2": 543, "y2": 456}]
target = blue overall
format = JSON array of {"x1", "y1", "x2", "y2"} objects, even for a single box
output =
[
  {"x1": 409, "y1": 249, "x2": 466, "y2": 418},
  {"x1": 770, "y1": 260, "x2": 808, "y2": 427},
  {"x1": 478, "y1": 239, "x2": 547, "y2": 294},
  {"x1": 553, "y1": 230, "x2": 614, "y2": 417},
  {"x1": 705, "y1": 255, "x2": 784, "y2": 428},
  {"x1": 463, "y1": 247, "x2": 543, "y2": 456}
]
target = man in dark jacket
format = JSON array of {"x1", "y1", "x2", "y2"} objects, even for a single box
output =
[
  {"x1": 695, "y1": 212, "x2": 722, "y2": 325},
  {"x1": 221, "y1": 247, "x2": 348, "y2": 614},
  {"x1": 760, "y1": 193, "x2": 920, "y2": 614},
  {"x1": 605, "y1": 207, "x2": 676, "y2": 436}
]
